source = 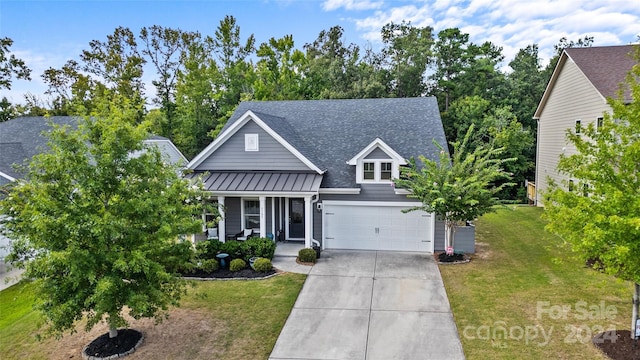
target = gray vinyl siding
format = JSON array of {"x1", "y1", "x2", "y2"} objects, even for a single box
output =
[
  {"x1": 195, "y1": 121, "x2": 312, "y2": 171},
  {"x1": 434, "y1": 219, "x2": 445, "y2": 251},
  {"x1": 224, "y1": 197, "x2": 241, "y2": 236},
  {"x1": 364, "y1": 147, "x2": 392, "y2": 159},
  {"x1": 535, "y1": 59, "x2": 612, "y2": 206}
]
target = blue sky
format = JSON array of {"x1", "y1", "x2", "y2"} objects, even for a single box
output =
[{"x1": 1, "y1": 0, "x2": 639, "y2": 104}]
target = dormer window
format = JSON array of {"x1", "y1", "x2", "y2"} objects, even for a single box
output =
[
  {"x1": 348, "y1": 138, "x2": 407, "y2": 184},
  {"x1": 363, "y1": 162, "x2": 375, "y2": 180}
]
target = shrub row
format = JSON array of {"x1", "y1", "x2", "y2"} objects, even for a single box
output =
[{"x1": 196, "y1": 237, "x2": 276, "y2": 263}]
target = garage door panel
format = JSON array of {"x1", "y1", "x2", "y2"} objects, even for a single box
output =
[{"x1": 324, "y1": 203, "x2": 433, "y2": 252}]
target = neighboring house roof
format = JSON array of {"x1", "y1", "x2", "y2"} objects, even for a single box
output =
[
  {"x1": 534, "y1": 45, "x2": 638, "y2": 118},
  {"x1": 0, "y1": 116, "x2": 187, "y2": 182},
  {"x1": 190, "y1": 97, "x2": 447, "y2": 188}
]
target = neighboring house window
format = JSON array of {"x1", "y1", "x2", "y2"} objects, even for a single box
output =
[
  {"x1": 583, "y1": 184, "x2": 589, "y2": 197},
  {"x1": 243, "y1": 199, "x2": 260, "y2": 229},
  {"x1": 568, "y1": 180, "x2": 574, "y2": 192},
  {"x1": 245, "y1": 134, "x2": 259, "y2": 151},
  {"x1": 380, "y1": 162, "x2": 392, "y2": 180},
  {"x1": 575, "y1": 120, "x2": 581, "y2": 134},
  {"x1": 363, "y1": 162, "x2": 375, "y2": 180},
  {"x1": 596, "y1": 117, "x2": 603, "y2": 132}
]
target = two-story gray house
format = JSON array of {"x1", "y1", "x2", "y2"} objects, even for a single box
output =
[{"x1": 186, "y1": 97, "x2": 458, "y2": 253}]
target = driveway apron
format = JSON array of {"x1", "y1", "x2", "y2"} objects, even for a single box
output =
[{"x1": 270, "y1": 250, "x2": 465, "y2": 360}]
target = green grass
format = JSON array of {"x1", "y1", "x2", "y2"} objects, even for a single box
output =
[
  {"x1": 0, "y1": 273, "x2": 306, "y2": 360},
  {"x1": 440, "y1": 206, "x2": 632, "y2": 359}
]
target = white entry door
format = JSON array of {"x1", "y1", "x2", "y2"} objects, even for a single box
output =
[{"x1": 323, "y1": 201, "x2": 434, "y2": 252}]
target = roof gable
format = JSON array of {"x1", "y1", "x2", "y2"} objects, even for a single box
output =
[
  {"x1": 187, "y1": 110, "x2": 323, "y2": 173},
  {"x1": 347, "y1": 138, "x2": 407, "y2": 165},
  {"x1": 535, "y1": 45, "x2": 637, "y2": 118}
]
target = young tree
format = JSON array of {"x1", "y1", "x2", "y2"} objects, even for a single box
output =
[
  {"x1": 394, "y1": 125, "x2": 514, "y2": 252},
  {"x1": 0, "y1": 92, "x2": 209, "y2": 339},
  {"x1": 543, "y1": 51, "x2": 640, "y2": 338}
]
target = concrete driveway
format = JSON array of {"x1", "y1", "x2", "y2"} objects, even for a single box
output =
[{"x1": 270, "y1": 250, "x2": 465, "y2": 360}]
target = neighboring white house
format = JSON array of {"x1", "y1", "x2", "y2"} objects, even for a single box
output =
[{"x1": 533, "y1": 45, "x2": 638, "y2": 206}]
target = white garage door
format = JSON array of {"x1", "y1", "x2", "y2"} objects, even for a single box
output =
[{"x1": 323, "y1": 201, "x2": 434, "y2": 252}]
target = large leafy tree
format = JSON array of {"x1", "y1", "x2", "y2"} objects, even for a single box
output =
[
  {"x1": 253, "y1": 35, "x2": 306, "y2": 100},
  {"x1": 381, "y1": 21, "x2": 433, "y2": 98},
  {"x1": 543, "y1": 51, "x2": 640, "y2": 337},
  {"x1": 0, "y1": 92, "x2": 208, "y2": 339},
  {"x1": 394, "y1": 125, "x2": 514, "y2": 251},
  {"x1": 0, "y1": 37, "x2": 32, "y2": 121}
]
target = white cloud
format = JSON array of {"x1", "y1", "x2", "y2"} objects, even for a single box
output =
[
  {"x1": 342, "y1": 0, "x2": 640, "y2": 65},
  {"x1": 322, "y1": 0, "x2": 383, "y2": 11}
]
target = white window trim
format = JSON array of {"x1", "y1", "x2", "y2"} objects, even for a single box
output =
[
  {"x1": 241, "y1": 197, "x2": 260, "y2": 229},
  {"x1": 245, "y1": 133, "x2": 259, "y2": 151},
  {"x1": 356, "y1": 159, "x2": 398, "y2": 184}
]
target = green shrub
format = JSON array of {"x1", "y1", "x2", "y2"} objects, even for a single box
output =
[
  {"x1": 253, "y1": 258, "x2": 272, "y2": 273},
  {"x1": 195, "y1": 239, "x2": 223, "y2": 260},
  {"x1": 199, "y1": 259, "x2": 219, "y2": 273},
  {"x1": 241, "y1": 237, "x2": 276, "y2": 261},
  {"x1": 297, "y1": 248, "x2": 317, "y2": 263},
  {"x1": 161, "y1": 241, "x2": 196, "y2": 273},
  {"x1": 230, "y1": 258, "x2": 247, "y2": 272},
  {"x1": 220, "y1": 241, "x2": 243, "y2": 259}
]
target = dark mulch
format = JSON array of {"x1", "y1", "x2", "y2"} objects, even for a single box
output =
[
  {"x1": 593, "y1": 330, "x2": 640, "y2": 360},
  {"x1": 183, "y1": 268, "x2": 276, "y2": 279},
  {"x1": 83, "y1": 329, "x2": 142, "y2": 359},
  {"x1": 437, "y1": 252, "x2": 467, "y2": 263}
]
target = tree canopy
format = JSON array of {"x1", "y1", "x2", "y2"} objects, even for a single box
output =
[{"x1": 0, "y1": 92, "x2": 210, "y2": 338}]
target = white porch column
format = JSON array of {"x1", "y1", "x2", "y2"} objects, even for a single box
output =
[
  {"x1": 259, "y1": 196, "x2": 267, "y2": 238},
  {"x1": 218, "y1": 196, "x2": 225, "y2": 242},
  {"x1": 304, "y1": 196, "x2": 312, "y2": 248},
  {"x1": 271, "y1": 197, "x2": 276, "y2": 240}
]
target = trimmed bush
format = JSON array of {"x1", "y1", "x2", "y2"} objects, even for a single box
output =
[
  {"x1": 253, "y1": 258, "x2": 272, "y2": 273},
  {"x1": 220, "y1": 241, "x2": 243, "y2": 260},
  {"x1": 241, "y1": 237, "x2": 276, "y2": 261},
  {"x1": 199, "y1": 259, "x2": 219, "y2": 273},
  {"x1": 297, "y1": 248, "x2": 317, "y2": 263},
  {"x1": 230, "y1": 258, "x2": 247, "y2": 272},
  {"x1": 195, "y1": 239, "x2": 223, "y2": 260}
]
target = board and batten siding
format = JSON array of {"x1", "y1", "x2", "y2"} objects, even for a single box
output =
[
  {"x1": 536, "y1": 59, "x2": 612, "y2": 206},
  {"x1": 195, "y1": 121, "x2": 312, "y2": 172}
]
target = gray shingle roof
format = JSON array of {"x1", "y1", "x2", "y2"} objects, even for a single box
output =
[
  {"x1": 0, "y1": 116, "x2": 79, "y2": 181},
  {"x1": 565, "y1": 45, "x2": 638, "y2": 102},
  {"x1": 0, "y1": 116, "x2": 185, "y2": 181},
  {"x1": 224, "y1": 97, "x2": 446, "y2": 188}
]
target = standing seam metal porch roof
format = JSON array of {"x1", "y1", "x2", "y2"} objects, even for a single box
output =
[{"x1": 188, "y1": 172, "x2": 323, "y2": 193}]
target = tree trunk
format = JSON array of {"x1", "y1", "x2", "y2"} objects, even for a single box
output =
[
  {"x1": 109, "y1": 326, "x2": 118, "y2": 339},
  {"x1": 445, "y1": 219, "x2": 457, "y2": 250},
  {"x1": 632, "y1": 283, "x2": 639, "y2": 339}
]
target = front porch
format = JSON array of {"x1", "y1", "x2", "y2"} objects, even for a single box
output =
[{"x1": 274, "y1": 241, "x2": 305, "y2": 257}]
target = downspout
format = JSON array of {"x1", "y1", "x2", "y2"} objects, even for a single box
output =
[{"x1": 311, "y1": 194, "x2": 321, "y2": 248}]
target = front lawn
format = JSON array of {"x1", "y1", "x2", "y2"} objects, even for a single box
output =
[
  {"x1": 440, "y1": 206, "x2": 632, "y2": 359},
  {"x1": 0, "y1": 273, "x2": 306, "y2": 360}
]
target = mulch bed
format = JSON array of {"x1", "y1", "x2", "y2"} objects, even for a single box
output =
[
  {"x1": 436, "y1": 252, "x2": 470, "y2": 264},
  {"x1": 83, "y1": 329, "x2": 143, "y2": 359},
  {"x1": 182, "y1": 268, "x2": 276, "y2": 279},
  {"x1": 593, "y1": 330, "x2": 640, "y2": 360}
]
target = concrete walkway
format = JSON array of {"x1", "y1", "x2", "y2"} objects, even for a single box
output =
[{"x1": 270, "y1": 250, "x2": 465, "y2": 360}]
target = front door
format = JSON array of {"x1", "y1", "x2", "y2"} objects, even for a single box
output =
[{"x1": 289, "y1": 198, "x2": 305, "y2": 239}]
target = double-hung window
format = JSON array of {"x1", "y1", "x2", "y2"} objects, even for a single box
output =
[
  {"x1": 361, "y1": 161, "x2": 394, "y2": 182},
  {"x1": 243, "y1": 199, "x2": 260, "y2": 229}
]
